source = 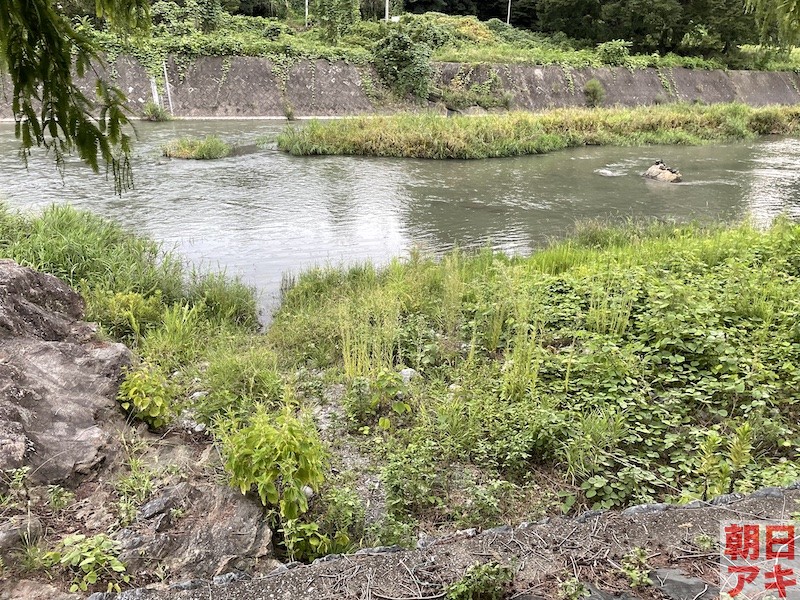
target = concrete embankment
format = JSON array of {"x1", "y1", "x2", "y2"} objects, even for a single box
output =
[{"x1": 2, "y1": 57, "x2": 800, "y2": 119}]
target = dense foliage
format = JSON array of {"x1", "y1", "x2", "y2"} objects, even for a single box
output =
[
  {"x1": 269, "y1": 221, "x2": 800, "y2": 525},
  {"x1": 6, "y1": 202, "x2": 800, "y2": 566},
  {"x1": 277, "y1": 104, "x2": 800, "y2": 159}
]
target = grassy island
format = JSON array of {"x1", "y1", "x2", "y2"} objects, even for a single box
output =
[
  {"x1": 161, "y1": 135, "x2": 232, "y2": 160},
  {"x1": 5, "y1": 205, "x2": 800, "y2": 565},
  {"x1": 277, "y1": 103, "x2": 800, "y2": 159}
]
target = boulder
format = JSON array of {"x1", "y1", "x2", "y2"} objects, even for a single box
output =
[
  {"x1": 0, "y1": 260, "x2": 130, "y2": 485},
  {"x1": 119, "y1": 483, "x2": 277, "y2": 579},
  {"x1": 643, "y1": 160, "x2": 682, "y2": 183}
]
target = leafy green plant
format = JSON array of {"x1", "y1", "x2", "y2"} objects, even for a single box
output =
[
  {"x1": 45, "y1": 534, "x2": 129, "y2": 593},
  {"x1": 446, "y1": 561, "x2": 514, "y2": 600},
  {"x1": 222, "y1": 406, "x2": 327, "y2": 520},
  {"x1": 47, "y1": 485, "x2": 75, "y2": 513},
  {"x1": 583, "y1": 78, "x2": 605, "y2": 108},
  {"x1": 15, "y1": 539, "x2": 50, "y2": 573},
  {"x1": 117, "y1": 364, "x2": 174, "y2": 429},
  {"x1": 558, "y1": 577, "x2": 590, "y2": 600},
  {"x1": 596, "y1": 39, "x2": 632, "y2": 66},
  {"x1": 620, "y1": 547, "x2": 651, "y2": 588},
  {"x1": 1, "y1": 466, "x2": 30, "y2": 507},
  {"x1": 282, "y1": 519, "x2": 334, "y2": 562}
]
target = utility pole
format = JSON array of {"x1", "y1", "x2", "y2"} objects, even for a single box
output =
[
  {"x1": 386, "y1": 0, "x2": 390, "y2": 22},
  {"x1": 506, "y1": 0, "x2": 512, "y2": 24},
  {"x1": 305, "y1": 0, "x2": 309, "y2": 27}
]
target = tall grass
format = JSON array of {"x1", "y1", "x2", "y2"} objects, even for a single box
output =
[
  {"x1": 0, "y1": 204, "x2": 259, "y2": 331},
  {"x1": 269, "y1": 219, "x2": 800, "y2": 519},
  {"x1": 162, "y1": 135, "x2": 232, "y2": 160},
  {"x1": 278, "y1": 104, "x2": 800, "y2": 159}
]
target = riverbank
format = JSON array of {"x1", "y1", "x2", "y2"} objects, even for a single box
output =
[
  {"x1": 277, "y1": 103, "x2": 800, "y2": 158},
  {"x1": 4, "y1": 206, "x2": 800, "y2": 595}
]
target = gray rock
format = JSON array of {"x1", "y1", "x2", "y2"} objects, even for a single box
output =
[
  {"x1": 312, "y1": 553, "x2": 342, "y2": 565},
  {"x1": 139, "y1": 496, "x2": 174, "y2": 520},
  {"x1": 643, "y1": 161, "x2": 682, "y2": 183},
  {"x1": 169, "y1": 580, "x2": 206, "y2": 591},
  {"x1": 0, "y1": 260, "x2": 130, "y2": 485},
  {"x1": 116, "y1": 589, "x2": 157, "y2": 600},
  {"x1": 355, "y1": 545, "x2": 404, "y2": 555},
  {"x1": 120, "y1": 484, "x2": 274, "y2": 580},
  {"x1": 710, "y1": 493, "x2": 743, "y2": 505},
  {"x1": 485, "y1": 525, "x2": 512, "y2": 534},
  {"x1": 576, "y1": 509, "x2": 604, "y2": 523},
  {"x1": 652, "y1": 568, "x2": 718, "y2": 599},
  {"x1": 212, "y1": 572, "x2": 250, "y2": 585},
  {"x1": 86, "y1": 594, "x2": 116, "y2": 600},
  {"x1": 621, "y1": 502, "x2": 670, "y2": 516},
  {"x1": 399, "y1": 367, "x2": 419, "y2": 385},
  {"x1": 751, "y1": 486, "x2": 784, "y2": 499},
  {"x1": 0, "y1": 514, "x2": 43, "y2": 550}
]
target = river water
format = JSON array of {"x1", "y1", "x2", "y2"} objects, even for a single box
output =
[{"x1": 2, "y1": 120, "x2": 799, "y2": 318}]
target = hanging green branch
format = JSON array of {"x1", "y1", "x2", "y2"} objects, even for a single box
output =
[{"x1": 0, "y1": 0, "x2": 149, "y2": 193}]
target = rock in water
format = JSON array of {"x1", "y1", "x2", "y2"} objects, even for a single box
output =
[
  {"x1": 0, "y1": 260, "x2": 131, "y2": 484},
  {"x1": 643, "y1": 160, "x2": 682, "y2": 183}
]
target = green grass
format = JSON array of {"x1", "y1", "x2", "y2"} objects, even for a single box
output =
[
  {"x1": 9, "y1": 202, "x2": 800, "y2": 569},
  {"x1": 277, "y1": 103, "x2": 800, "y2": 159},
  {"x1": 161, "y1": 135, "x2": 232, "y2": 159},
  {"x1": 268, "y1": 219, "x2": 800, "y2": 525}
]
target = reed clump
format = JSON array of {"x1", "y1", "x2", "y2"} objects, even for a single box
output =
[
  {"x1": 277, "y1": 103, "x2": 800, "y2": 159},
  {"x1": 162, "y1": 135, "x2": 232, "y2": 159}
]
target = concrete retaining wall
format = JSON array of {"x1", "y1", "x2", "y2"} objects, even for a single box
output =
[{"x1": 2, "y1": 57, "x2": 800, "y2": 119}]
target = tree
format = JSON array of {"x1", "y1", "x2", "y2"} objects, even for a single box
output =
[
  {"x1": 0, "y1": 0, "x2": 148, "y2": 193},
  {"x1": 746, "y1": 0, "x2": 800, "y2": 46},
  {"x1": 600, "y1": 0, "x2": 689, "y2": 52},
  {"x1": 537, "y1": 0, "x2": 600, "y2": 40}
]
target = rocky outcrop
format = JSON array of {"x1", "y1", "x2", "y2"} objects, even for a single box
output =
[
  {"x1": 0, "y1": 260, "x2": 275, "y2": 595},
  {"x1": 118, "y1": 482, "x2": 277, "y2": 580},
  {"x1": 0, "y1": 260, "x2": 130, "y2": 484},
  {"x1": 643, "y1": 160, "x2": 682, "y2": 182}
]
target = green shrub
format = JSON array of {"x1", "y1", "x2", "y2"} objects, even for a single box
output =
[
  {"x1": 197, "y1": 344, "x2": 282, "y2": 421},
  {"x1": 140, "y1": 302, "x2": 206, "y2": 369},
  {"x1": 0, "y1": 205, "x2": 184, "y2": 300},
  {"x1": 117, "y1": 364, "x2": 174, "y2": 429},
  {"x1": 583, "y1": 78, "x2": 605, "y2": 107},
  {"x1": 597, "y1": 39, "x2": 632, "y2": 66},
  {"x1": 446, "y1": 562, "x2": 514, "y2": 600},
  {"x1": 221, "y1": 406, "x2": 327, "y2": 519},
  {"x1": 161, "y1": 135, "x2": 232, "y2": 159},
  {"x1": 373, "y1": 30, "x2": 434, "y2": 98},
  {"x1": 141, "y1": 101, "x2": 171, "y2": 122}
]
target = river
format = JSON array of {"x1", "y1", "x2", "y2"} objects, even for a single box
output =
[{"x1": 1, "y1": 119, "x2": 799, "y2": 318}]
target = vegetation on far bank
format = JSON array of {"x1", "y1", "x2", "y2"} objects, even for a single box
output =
[
  {"x1": 5, "y1": 203, "x2": 800, "y2": 587},
  {"x1": 277, "y1": 103, "x2": 800, "y2": 159},
  {"x1": 161, "y1": 135, "x2": 232, "y2": 159},
  {"x1": 72, "y1": 4, "x2": 800, "y2": 110}
]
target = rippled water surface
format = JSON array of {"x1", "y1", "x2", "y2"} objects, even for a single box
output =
[{"x1": 2, "y1": 120, "x2": 800, "y2": 317}]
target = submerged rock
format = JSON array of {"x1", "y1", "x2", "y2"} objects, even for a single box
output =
[{"x1": 643, "y1": 160, "x2": 682, "y2": 183}]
